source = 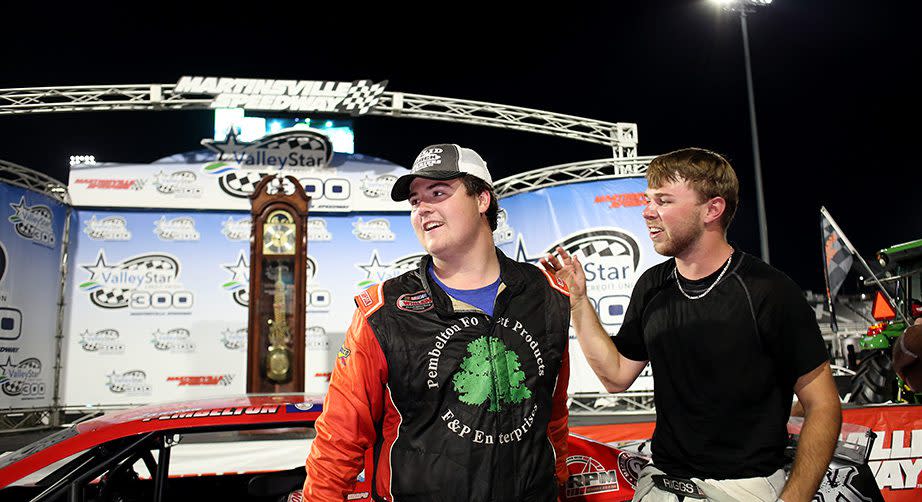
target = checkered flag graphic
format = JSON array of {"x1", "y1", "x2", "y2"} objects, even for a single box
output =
[
  {"x1": 552, "y1": 229, "x2": 641, "y2": 270},
  {"x1": 219, "y1": 171, "x2": 271, "y2": 197},
  {"x1": 339, "y1": 79, "x2": 388, "y2": 115},
  {"x1": 821, "y1": 213, "x2": 853, "y2": 301}
]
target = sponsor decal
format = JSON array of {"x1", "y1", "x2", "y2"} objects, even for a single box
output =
[
  {"x1": 83, "y1": 215, "x2": 132, "y2": 241},
  {"x1": 202, "y1": 129, "x2": 333, "y2": 171},
  {"x1": 359, "y1": 174, "x2": 397, "y2": 198},
  {"x1": 221, "y1": 216, "x2": 251, "y2": 241},
  {"x1": 78, "y1": 329, "x2": 125, "y2": 354},
  {"x1": 152, "y1": 170, "x2": 201, "y2": 197},
  {"x1": 8, "y1": 196, "x2": 55, "y2": 247},
  {"x1": 175, "y1": 76, "x2": 387, "y2": 115},
  {"x1": 154, "y1": 216, "x2": 200, "y2": 241},
  {"x1": 139, "y1": 404, "x2": 279, "y2": 422},
  {"x1": 356, "y1": 250, "x2": 425, "y2": 288},
  {"x1": 221, "y1": 328, "x2": 247, "y2": 351},
  {"x1": 594, "y1": 192, "x2": 646, "y2": 208},
  {"x1": 0, "y1": 347, "x2": 19, "y2": 353},
  {"x1": 222, "y1": 251, "x2": 249, "y2": 307},
  {"x1": 286, "y1": 402, "x2": 320, "y2": 413},
  {"x1": 396, "y1": 291, "x2": 433, "y2": 313},
  {"x1": 413, "y1": 146, "x2": 446, "y2": 170},
  {"x1": 652, "y1": 475, "x2": 706, "y2": 499},
  {"x1": 166, "y1": 375, "x2": 234, "y2": 386},
  {"x1": 566, "y1": 455, "x2": 620, "y2": 497},
  {"x1": 430, "y1": 315, "x2": 548, "y2": 446},
  {"x1": 617, "y1": 452, "x2": 648, "y2": 488},
  {"x1": 516, "y1": 229, "x2": 640, "y2": 330},
  {"x1": 346, "y1": 493, "x2": 369, "y2": 501},
  {"x1": 439, "y1": 404, "x2": 537, "y2": 445},
  {"x1": 152, "y1": 328, "x2": 196, "y2": 353},
  {"x1": 352, "y1": 217, "x2": 395, "y2": 241},
  {"x1": 80, "y1": 251, "x2": 191, "y2": 311},
  {"x1": 0, "y1": 356, "x2": 45, "y2": 399},
  {"x1": 813, "y1": 466, "x2": 873, "y2": 502},
  {"x1": 74, "y1": 178, "x2": 146, "y2": 190},
  {"x1": 492, "y1": 208, "x2": 515, "y2": 245},
  {"x1": 308, "y1": 218, "x2": 333, "y2": 241},
  {"x1": 106, "y1": 370, "x2": 152, "y2": 395},
  {"x1": 863, "y1": 428, "x2": 922, "y2": 490},
  {"x1": 337, "y1": 345, "x2": 351, "y2": 364},
  {"x1": 0, "y1": 307, "x2": 22, "y2": 341},
  {"x1": 453, "y1": 336, "x2": 532, "y2": 411},
  {"x1": 358, "y1": 290, "x2": 373, "y2": 308}
]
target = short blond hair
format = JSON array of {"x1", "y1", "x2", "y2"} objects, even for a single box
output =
[{"x1": 647, "y1": 147, "x2": 739, "y2": 230}]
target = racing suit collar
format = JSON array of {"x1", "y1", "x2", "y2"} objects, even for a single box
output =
[{"x1": 418, "y1": 247, "x2": 526, "y2": 316}]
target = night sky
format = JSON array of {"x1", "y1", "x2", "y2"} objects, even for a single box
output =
[{"x1": 1, "y1": 0, "x2": 919, "y2": 294}]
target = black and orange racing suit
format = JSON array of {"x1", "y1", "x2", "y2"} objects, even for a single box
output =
[{"x1": 305, "y1": 249, "x2": 571, "y2": 501}]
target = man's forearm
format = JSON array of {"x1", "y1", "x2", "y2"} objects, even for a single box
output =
[
  {"x1": 570, "y1": 296, "x2": 629, "y2": 392},
  {"x1": 780, "y1": 402, "x2": 842, "y2": 501}
]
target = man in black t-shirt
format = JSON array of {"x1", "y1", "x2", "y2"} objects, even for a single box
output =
[{"x1": 542, "y1": 148, "x2": 842, "y2": 502}]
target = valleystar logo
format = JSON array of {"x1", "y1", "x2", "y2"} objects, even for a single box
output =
[
  {"x1": 154, "y1": 216, "x2": 200, "y2": 241},
  {"x1": 202, "y1": 129, "x2": 332, "y2": 171},
  {"x1": 83, "y1": 215, "x2": 131, "y2": 241},
  {"x1": 8, "y1": 196, "x2": 55, "y2": 247},
  {"x1": 80, "y1": 251, "x2": 186, "y2": 310}
]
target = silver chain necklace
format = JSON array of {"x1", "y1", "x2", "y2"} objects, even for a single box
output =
[{"x1": 674, "y1": 254, "x2": 733, "y2": 300}]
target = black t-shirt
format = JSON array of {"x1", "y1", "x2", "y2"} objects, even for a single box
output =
[{"x1": 613, "y1": 249, "x2": 828, "y2": 479}]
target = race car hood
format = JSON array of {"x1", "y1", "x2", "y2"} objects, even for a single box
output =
[{"x1": 0, "y1": 393, "x2": 323, "y2": 488}]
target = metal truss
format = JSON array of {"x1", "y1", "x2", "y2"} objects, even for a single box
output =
[
  {"x1": 0, "y1": 409, "x2": 53, "y2": 432},
  {"x1": 0, "y1": 159, "x2": 69, "y2": 204},
  {"x1": 569, "y1": 392, "x2": 656, "y2": 415},
  {"x1": 0, "y1": 85, "x2": 637, "y2": 153},
  {"x1": 0, "y1": 84, "x2": 207, "y2": 115},
  {"x1": 376, "y1": 93, "x2": 637, "y2": 154},
  {"x1": 494, "y1": 156, "x2": 653, "y2": 198}
]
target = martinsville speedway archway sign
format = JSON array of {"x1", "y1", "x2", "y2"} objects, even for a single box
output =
[{"x1": 0, "y1": 76, "x2": 640, "y2": 162}]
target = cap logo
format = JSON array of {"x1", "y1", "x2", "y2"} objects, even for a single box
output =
[{"x1": 413, "y1": 147, "x2": 444, "y2": 172}]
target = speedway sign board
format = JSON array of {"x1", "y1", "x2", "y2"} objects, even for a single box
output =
[
  {"x1": 67, "y1": 149, "x2": 410, "y2": 212},
  {"x1": 174, "y1": 76, "x2": 387, "y2": 115}
]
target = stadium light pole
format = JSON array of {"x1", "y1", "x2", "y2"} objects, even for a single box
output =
[{"x1": 712, "y1": 0, "x2": 772, "y2": 263}]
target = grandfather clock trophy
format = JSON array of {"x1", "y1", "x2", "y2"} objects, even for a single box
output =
[{"x1": 247, "y1": 175, "x2": 310, "y2": 393}]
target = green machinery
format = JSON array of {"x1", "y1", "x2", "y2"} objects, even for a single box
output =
[{"x1": 847, "y1": 238, "x2": 922, "y2": 404}]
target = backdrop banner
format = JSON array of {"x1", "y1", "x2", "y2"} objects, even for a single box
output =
[
  {"x1": 61, "y1": 172, "x2": 663, "y2": 405},
  {"x1": 0, "y1": 182, "x2": 67, "y2": 409},
  {"x1": 60, "y1": 209, "x2": 422, "y2": 406},
  {"x1": 496, "y1": 177, "x2": 665, "y2": 392}
]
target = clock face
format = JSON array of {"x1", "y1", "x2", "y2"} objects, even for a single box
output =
[{"x1": 263, "y1": 211, "x2": 296, "y2": 255}]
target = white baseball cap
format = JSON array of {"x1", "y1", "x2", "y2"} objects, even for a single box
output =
[{"x1": 391, "y1": 144, "x2": 493, "y2": 201}]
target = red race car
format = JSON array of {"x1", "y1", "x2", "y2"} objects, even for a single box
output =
[{"x1": 0, "y1": 394, "x2": 882, "y2": 501}]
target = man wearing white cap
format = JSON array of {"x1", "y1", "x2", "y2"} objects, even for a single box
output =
[{"x1": 305, "y1": 144, "x2": 572, "y2": 501}]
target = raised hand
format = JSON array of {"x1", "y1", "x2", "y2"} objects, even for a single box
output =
[{"x1": 540, "y1": 246, "x2": 587, "y2": 307}]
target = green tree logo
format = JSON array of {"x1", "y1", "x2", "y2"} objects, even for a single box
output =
[{"x1": 452, "y1": 336, "x2": 532, "y2": 412}]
